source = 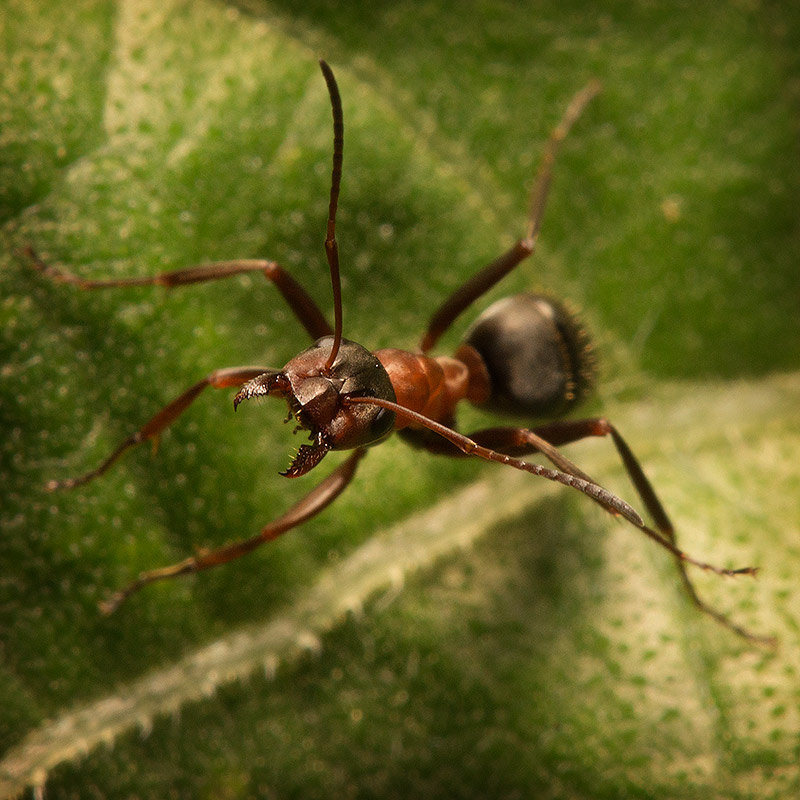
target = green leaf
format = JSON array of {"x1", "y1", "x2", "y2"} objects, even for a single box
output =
[{"x1": 2, "y1": 1, "x2": 798, "y2": 798}]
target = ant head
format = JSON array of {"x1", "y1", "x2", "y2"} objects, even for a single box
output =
[
  {"x1": 235, "y1": 64, "x2": 397, "y2": 478},
  {"x1": 234, "y1": 337, "x2": 395, "y2": 477}
]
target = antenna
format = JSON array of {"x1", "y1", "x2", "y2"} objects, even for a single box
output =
[{"x1": 319, "y1": 60, "x2": 344, "y2": 373}]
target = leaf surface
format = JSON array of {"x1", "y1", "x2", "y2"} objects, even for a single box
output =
[{"x1": 1, "y1": 1, "x2": 799, "y2": 797}]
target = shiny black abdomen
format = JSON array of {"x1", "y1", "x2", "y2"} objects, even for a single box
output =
[{"x1": 463, "y1": 293, "x2": 595, "y2": 418}]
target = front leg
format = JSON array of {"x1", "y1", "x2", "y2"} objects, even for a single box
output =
[{"x1": 23, "y1": 247, "x2": 332, "y2": 340}]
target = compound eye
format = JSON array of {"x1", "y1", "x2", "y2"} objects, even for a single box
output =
[{"x1": 328, "y1": 340, "x2": 397, "y2": 449}]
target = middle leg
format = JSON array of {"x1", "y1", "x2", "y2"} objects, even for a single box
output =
[{"x1": 46, "y1": 366, "x2": 270, "y2": 491}]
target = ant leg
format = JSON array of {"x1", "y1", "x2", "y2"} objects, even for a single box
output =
[
  {"x1": 441, "y1": 418, "x2": 774, "y2": 645},
  {"x1": 399, "y1": 424, "x2": 596, "y2": 484},
  {"x1": 529, "y1": 418, "x2": 775, "y2": 644},
  {"x1": 420, "y1": 80, "x2": 601, "y2": 352},
  {"x1": 349, "y1": 396, "x2": 771, "y2": 643},
  {"x1": 528, "y1": 419, "x2": 671, "y2": 529},
  {"x1": 46, "y1": 366, "x2": 269, "y2": 491},
  {"x1": 347, "y1": 397, "x2": 752, "y2": 573},
  {"x1": 404, "y1": 420, "x2": 669, "y2": 530},
  {"x1": 401, "y1": 423, "x2": 651, "y2": 528},
  {"x1": 102, "y1": 447, "x2": 367, "y2": 613},
  {"x1": 23, "y1": 246, "x2": 332, "y2": 340}
]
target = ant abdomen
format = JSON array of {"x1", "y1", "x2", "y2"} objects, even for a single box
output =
[{"x1": 463, "y1": 293, "x2": 595, "y2": 418}]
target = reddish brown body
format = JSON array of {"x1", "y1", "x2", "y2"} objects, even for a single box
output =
[{"x1": 375, "y1": 346, "x2": 489, "y2": 430}]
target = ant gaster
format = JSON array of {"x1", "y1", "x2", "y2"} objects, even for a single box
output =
[{"x1": 26, "y1": 61, "x2": 772, "y2": 643}]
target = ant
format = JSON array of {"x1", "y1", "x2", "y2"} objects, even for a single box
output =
[{"x1": 25, "y1": 60, "x2": 771, "y2": 643}]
